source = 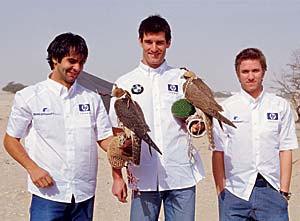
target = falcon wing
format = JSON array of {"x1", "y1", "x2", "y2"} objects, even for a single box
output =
[
  {"x1": 184, "y1": 79, "x2": 236, "y2": 128},
  {"x1": 183, "y1": 78, "x2": 223, "y2": 112},
  {"x1": 114, "y1": 97, "x2": 149, "y2": 135},
  {"x1": 114, "y1": 97, "x2": 162, "y2": 155}
]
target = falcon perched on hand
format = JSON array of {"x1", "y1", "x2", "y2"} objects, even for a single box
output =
[
  {"x1": 112, "y1": 85, "x2": 162, "y2": 166},
  {"x1": 182, "y1": 70, "x2": 236, "y2": 148}
]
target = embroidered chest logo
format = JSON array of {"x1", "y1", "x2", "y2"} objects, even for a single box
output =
[
  {"x1": 232, "y1": 115, "x2": 243, "y2": 123},
  {"x1": 168, "y1": 84, "x2": 178, "y2": 93},
  {"x1": 131, "y1": 84, "x2": 144, "y2": 94},
  {"x1": 267, "y1": 113, "x2": 278, "y2": 120},
  {"x1": 33, "y1": 107, "x2": 54, "y2": 116},
  {"x1": 79, "y1": 104, "x2": 90, "y2": 112}
]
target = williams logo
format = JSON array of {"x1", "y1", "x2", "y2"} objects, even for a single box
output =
[
  {"x1": 33, "y1": 107, "x2": 54, "y2": 116},
  {"x1": 232, "y1": 115, "x2": 243, "y2": 123},
  {"x1": 267, "y1": 113, "x2": 278, "y2": 120},
  {"x1": 168, "y1": 84, "x2": 178, "y2": 93},
  {"x1": 79, "y1": 104, "x2": 90, "y2": 112}
]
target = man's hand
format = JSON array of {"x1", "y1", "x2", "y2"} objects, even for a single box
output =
[
  {"x1": 28, "y1": 166, "x2": 54, "y2": 188},
  {"x1": 3, "y1": 133, "x2": 54, "y2": 188},
  {"x1": 112, "y1": 168, "x2": 128, "y2": 203}
]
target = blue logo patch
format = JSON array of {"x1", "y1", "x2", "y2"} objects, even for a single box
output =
[
  {"x1": 79, "y1": 104, "x2": 90, "y2": 112},
  {"x1": 168, "y1": 84, "x2": 178, "y2": 92},
  {"x1": 267, "y1": 113, "x2": 278, "y2": 120},
  {"x1": 131, "y1": 84, "x2": 144, "y2": 94}
]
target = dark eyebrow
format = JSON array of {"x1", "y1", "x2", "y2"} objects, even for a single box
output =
[
  {"x1": 67, "y1": 58, "x2": 78, "y2": 63},
  {"x1": 241, "y1": 69, "x2": 249, "y2": 73}
]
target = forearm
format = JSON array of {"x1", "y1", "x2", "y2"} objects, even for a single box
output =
[
  {"x1": 98, "y1": 127, "x2": 127, "y2": 152},
  {"x1": 3, "y1": 133, "x2": 38, "y2": 171},
  {"x1": 212, "y1": 151, "x2": 226, "y2": 195},
  {"x1": 97, "y1": 135, "x2": 114, "y2": 152},
  {"x1": 4, "y1": 133, "x2": 54, "y2": 188},
  {"x1": 112, "y1": 167, "x2": 124, "y2": 180},
  {"x1": 111, "y1": 167, "x2": 128, "y2": 202},
  {"x1": 279, "y1": 150, "x2": 292, "y2": 192}
]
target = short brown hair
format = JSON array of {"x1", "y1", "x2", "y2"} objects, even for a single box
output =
[{"x1": 235, "y1": 48, "x2": 267, "y2": 73}]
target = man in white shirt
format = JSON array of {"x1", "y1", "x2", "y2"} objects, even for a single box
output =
[
  {"x1": 109, "y1": 15, "x2": 205, "y2": 221},
  {"x1": 3, "y1": 33, "x2": 114, "y2": 221},
  {"x1": 212, "y1": 48, "x2": 299, "y2": 220}
]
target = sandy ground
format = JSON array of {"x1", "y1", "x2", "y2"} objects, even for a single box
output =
[{"x1": 0, "y1": 90, "x2": 299, "y2": 221}]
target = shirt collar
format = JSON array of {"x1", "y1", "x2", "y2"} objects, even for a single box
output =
[
  {"x1": 46, "y1": 75, "x2": 78, "y2": 98},
  {"x1": 240, "y1": 88, "x2": 265, "y2": 107},
  {"x1": 138, "y1": 60, "x2": 169, "y2": 75}
]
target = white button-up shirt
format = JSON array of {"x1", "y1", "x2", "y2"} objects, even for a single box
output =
[
  {"x1": 6, "y1": 78, "x2": 112, "y2": 203},
  {"x1": 109, "y1": 61, "x2": 205, "y2": 191},
  {"x1": 213, "y1": 89, "x2": 299, "y2": 200}
]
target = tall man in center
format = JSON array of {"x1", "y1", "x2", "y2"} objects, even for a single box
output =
[{"x1": 109, "y1": 15, "x2": 205, "y2": 221}]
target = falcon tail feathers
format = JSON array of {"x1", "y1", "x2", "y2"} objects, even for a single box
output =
[
  {"x1": 143, "y1": 134, "x2": 162, "y2": 155},
  {"x1": 215, "y1": 112, "x2": 236, "y2": 128},
  {"x1": 132, "y1": 134, "x2": 142, "y2": 166}
]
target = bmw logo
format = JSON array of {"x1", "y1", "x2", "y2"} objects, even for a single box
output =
[{"x1": 131, "y1": 84, "x2": 144, "y2": 94}]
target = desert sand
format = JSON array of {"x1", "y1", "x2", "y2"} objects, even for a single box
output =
[{"x1": 0, "y1": 90, "x2": 299, "y2": 221}]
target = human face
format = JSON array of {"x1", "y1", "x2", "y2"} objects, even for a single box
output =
[
  {"x1": 51, "y1": 50, "x2": 86, "y2": 89},
  {"x1": 237, "y1": 59, "x2": 265, "y2": 99},
  {"x1": 139, "y1": 32, "x2": 171, "y2": 68}
]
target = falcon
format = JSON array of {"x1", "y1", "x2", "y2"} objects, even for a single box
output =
[
  {"x1": 112, "y1": 85, "x2": 162, "y2": 166},
  {"x1": 182, "y1": 70, "x2": 236, "y2": 148}
]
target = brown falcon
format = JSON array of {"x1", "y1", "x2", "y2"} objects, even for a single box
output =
[
  {"x1": 112, "y1": 85, "x2": 162, "y2": 166},
  {"x1": 182, "y1": 70, "x2": 236, "y2": 148}
]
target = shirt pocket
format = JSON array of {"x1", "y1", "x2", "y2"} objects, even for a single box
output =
[
  {"x1": 33, "y1": 114, "x2": 64, "y2": 140},
  {"x1": 161, "y1": 92, "x2": 182, "y2": 109},
  {"x1": 73, "y1": 114, "x2": 96, "y2": 152},
  {"x1": 260, "y1": 120, "x2": 280, "y2": 149},
  {"x1": 74, "y1": 114, "x2": 94, "y2": 128},
  {"x1": 226, "y1": 116, "x2": 251, "y2": 164},
  {"x1": 228, "y1": 115, "x2": 249, "y2": 137}
]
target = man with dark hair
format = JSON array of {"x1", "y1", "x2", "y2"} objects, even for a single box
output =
[
  {"x1": 109, "y1": 15, "x2": 205, "y2": 221},
  {"x1": 212, "y1": 48, "x2": 298, "y2": 220},
  {"x1": 3, "y1": 32, "x2": 114, "y2": 220}
]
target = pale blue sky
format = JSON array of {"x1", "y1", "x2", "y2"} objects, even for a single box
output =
[{"x1": 1, "y1": 0, "x2": 300, "y2": 92}]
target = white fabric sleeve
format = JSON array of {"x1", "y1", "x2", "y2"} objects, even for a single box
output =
[
  {"x1": 95, "y1": 96, "x2": 113, "y2": 141},
  {"x1": 279, "y1": 100, "x2": 299, "y2": 150},
  {"x1": 211, "y1": 117, "x2": 227, "y2": 152},
  {"x1": 6, "y1": 91, "x2": 32, "y2": 138}
]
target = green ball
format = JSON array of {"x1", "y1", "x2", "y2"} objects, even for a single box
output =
[{"x1": 171, "y1": 99, "x2": 196, "y2": 118}]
